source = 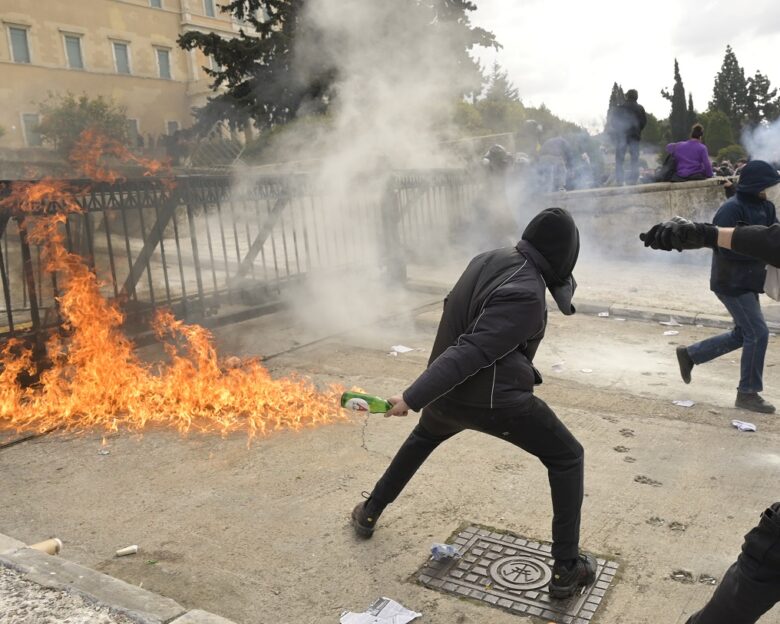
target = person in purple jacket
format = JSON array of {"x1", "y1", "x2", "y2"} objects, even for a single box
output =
[{"x1": 667, "y1": 123, "x2": 714, "y2": 182}]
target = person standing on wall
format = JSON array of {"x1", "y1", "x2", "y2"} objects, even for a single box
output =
[{"x1": 612, "y1": 89, "x2": 646, "y2": 186}]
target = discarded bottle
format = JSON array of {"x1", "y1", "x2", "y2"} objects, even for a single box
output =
[
  {"x1": 430, "y1": 543, "x2": 460, "y2": 561},
  {"x1": 340, "y1": 391, "x2": 392, "y2": 414}
]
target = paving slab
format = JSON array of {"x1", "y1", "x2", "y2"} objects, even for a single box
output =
[
  {"x1": 171, "y1": 609, "x2": 237, "y2": 624},
  {"x1": 0, "y1": 532, "x2": 24, "y2": 556},
  {"x1": 0, "y1": 548, "x2": 185, "y2": 624}
]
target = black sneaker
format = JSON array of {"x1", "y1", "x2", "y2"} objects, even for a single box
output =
[
  {"x1": 351, "y1": 492, "x2": 382, "y2": 538},
  {"x1": 735, "y1": 392, "x2": 776, "y2": 414},
  {"x1": 676, "y1": 346, "x2": 694, "y2": 384},
  {"x1": 549, "y1": 554, "x2": 597, "y2": 599}
]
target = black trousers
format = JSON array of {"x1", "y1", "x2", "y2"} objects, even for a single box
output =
[
  {"x1": 369, "y1": 394, "x2": 584, "y2": 561},
  {"x1": 686, "y1": 503, "x2": 780, "y2": 624}
]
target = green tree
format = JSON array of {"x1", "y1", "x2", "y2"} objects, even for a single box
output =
[
  {"x1": 661, "y1": 59, "x2": 689, "y2": 141},
  {"x1": 604, "y1": 82, "x2": 624, "y2": 137},
  {"x1": 716, "y1": 144, "x2": 747, "y2": 163},
  {"x1": 709, "y1": 45, "x2": 750, "y2": 135},
  {"x1": 484, "y1": 61, "x2": 519, "y2": 102},
  {"x1": 178, "y1": 0, "x2": 497, "y2": 133},
  {"x1": 37, "y1": 93, "x2": 128, "y2": 155},
  {"x1": 698, "y1": 109, "x2": 733, "y2": 155},
  {"x1": 686, "y1": 93, "x2": 696, "y2": 131},
  {"x1": 642, "y1": 112, "x2": 665, "y2": 146},
  {"x1": 747, "y1": 70, "x2": 778, "y2": 124}
]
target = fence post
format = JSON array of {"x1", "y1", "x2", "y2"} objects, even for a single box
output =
[{"x1": 381, "y1": 175, "x2": 406, "y2": 283}]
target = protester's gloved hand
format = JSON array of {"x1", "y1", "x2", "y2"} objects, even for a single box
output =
[{"x1": 639, "y1": 217, "x2": 718, "y2": 251}]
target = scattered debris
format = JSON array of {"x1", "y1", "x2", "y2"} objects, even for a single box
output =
[
  {"x1": 551, "y1": 361, "x2": 565, "y2": 373},
  {"x1": 29, "y1": 538, "x2": 62, "y2": 555},
  {"x1": 708, "y1": 409, "x2": 721, "y2": 415},
  {"x1": 663, "y1": 330, "x2": 679, "y2": 336},
  {"x1": 671, "y1": 569, "x2": 695, "y2": 584},
  {"x1": 624, "y1": 456, "x2": 637, "y2": 463},
  {"x1": 672, "y1": 400, "x2": 695, "y2": 408},
  {"x1": 598, "y1": 311, "x2": 610, "y2": 318},
  {"x1": 668, "y1": 521, "x2": 687, "y2": 532},
  {"x1": 620, "y1": 428, "x2": 635, "y2": 438},
  {"x1": 430, "y1": 543, "x2": 460, "y2": 561},
  {"x1": 581, "y1": 368, "x2": 593, "y2": 373},
  {"x1": 115, "y1": 545, "x2": 138, "y2": 557},
  {"x1": 98, "y1": 449, "x2": 110, "y2": 456},
  {"x1": 340, "y1": 597, "x2": 421, "y2": 624},
  {"x1": 614, "y1": 317, "x2": 626, "y2": 322},
  {"x1": 698, "y1": 574, "x2": 718, "y2": 585},
  {"x1": 390, "y1": 345, "x2": 414, "y2": 354},
  {"x1": 613, "y1": 445, "x2": 630, "y2": 453},
  {"x1": 646, "y1": 516, "x2": 665, "y2": 527},
  {"x1": 731, "y1": 420, "x2": 757, "y2": 432},
  {"x1": 659, "y1": 317, "x2": 682, "y2": 327}
]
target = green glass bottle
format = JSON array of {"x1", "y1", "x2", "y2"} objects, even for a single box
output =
[{"x1": 340, "y1": 391, "x2": 392, "y2": 414}]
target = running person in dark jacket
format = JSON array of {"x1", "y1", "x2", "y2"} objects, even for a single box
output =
[
  {"x1": 640, "y1": 211, "x2": 780, "y2": 624},
  {"x1": 351, "y1": 207, "x2": 596, "y2": 599},
  {"x1": 667, "y1": 161, "x2": 779, "y2": 413}
]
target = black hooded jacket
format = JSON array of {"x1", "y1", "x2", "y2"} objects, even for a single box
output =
[
  {"x1": 710, "y1": 160, "x2": 780, "y2": 295},
  {"x1": 403, "y1": 208, "x2": 579, "y2": 411}
]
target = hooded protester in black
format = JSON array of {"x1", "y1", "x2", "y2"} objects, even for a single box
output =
[
  {"x1": 404, "y1": 206, "x2": 580, "y2": 411},
  {"x1": 353, "y1": 208, "x2": 596, "y2": 594}
]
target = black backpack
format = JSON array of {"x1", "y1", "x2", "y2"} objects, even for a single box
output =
[{"x1": 657, "y1": 152, "x2": 676, "y2": 182}]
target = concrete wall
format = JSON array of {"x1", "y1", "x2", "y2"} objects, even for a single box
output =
[{"x1": 543, "y1": 178, "x2": 730, "y2": 256}]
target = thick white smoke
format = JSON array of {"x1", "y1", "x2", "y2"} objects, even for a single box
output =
[{"x1": 742, "y1": 120, "x2": 780, "y2": 164}]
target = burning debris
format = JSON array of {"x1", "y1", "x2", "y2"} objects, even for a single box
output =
[{"x1": 0, "y1": 130, "x2": 344, "y2": 440}]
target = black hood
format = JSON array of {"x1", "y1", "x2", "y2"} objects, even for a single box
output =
[
  {"x1": 518, "y1": 207, "x2": 580, "y2": 316},
  {"x1": 737, "y1": 160, "x2": 780, "y2": 196},
  {"x1": 520, "y1": 207, "x2": 580, "y2": 283}
]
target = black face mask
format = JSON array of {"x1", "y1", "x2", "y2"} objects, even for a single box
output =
[{"x1": 550, "y1": 274, "x2": 577, "y2": 316}]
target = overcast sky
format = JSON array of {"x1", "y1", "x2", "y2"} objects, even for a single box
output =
[{"x1": 470, "y1": 0, "x2": 780, "y2": 132}]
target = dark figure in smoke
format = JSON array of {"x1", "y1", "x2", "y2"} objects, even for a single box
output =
[
  {"x1": 610, "y1": 89, "x2": 646, "y2": 186},
  {"x1": 640, "y1": 220, "x2": 780, "y2": 623},
  {"x1": 667, "y1": 161, "x2": 779, "y2": 413},
  {"x1": 472, "y1": 144, "x2": 518, "y2": 248},
  {"x1": 351, "y1": 208, "x2": 597, "y2": 599},
  {"x1": 537, "y1": 136, "x2": 575, "y2": 192}
]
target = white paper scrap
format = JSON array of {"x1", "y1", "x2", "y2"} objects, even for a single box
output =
[
  {"x1": 340, "y1": 597, "x2": 421, "y2": 624},
  {"x1": 659, "y1": 317, "x2": 682, "y2": 327},
  {"x1": 580, "y1": 368, "x2": 593, "y2": 374},
  {"x1": 551, "y1": 362, "x2": 565, "y2": 373},
  {"x1": 597, "y1": 311, "x2": 610, "y2": 317},
  {"x1": 731, "y1": 419, "x2": 757, "y2": 432},
  {"x1": 614, "y1": 318, "x2": 626, "y2": 322},
  {"x1": 672, "y1": 400, "x2": 695, "y2": 408},
  {"x1": 663, "y1": 330, "x2": 680, "y2": 336},
  {"x1": 390, "y1": 345, "x2": 414, "y2": 354}
]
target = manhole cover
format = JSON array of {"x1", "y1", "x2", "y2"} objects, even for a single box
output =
[{"x1": 417, "y1": 525, "x2": 618, "y2": 623}]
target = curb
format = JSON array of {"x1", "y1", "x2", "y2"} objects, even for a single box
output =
[
  {"x1": 0, "y1": 534, "x2": 236, "y2": 624},
  {"x1": 404, "y1": 280, "x2": 780, "y2": 332}
]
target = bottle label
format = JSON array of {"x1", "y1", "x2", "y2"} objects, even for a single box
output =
[{"x1": 344, "y1": 397, "x2": 370, "y2": 412}]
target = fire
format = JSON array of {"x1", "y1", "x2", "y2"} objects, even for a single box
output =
[{"x1": 0, "y1": 129, "x2": 346, "y2": 439}]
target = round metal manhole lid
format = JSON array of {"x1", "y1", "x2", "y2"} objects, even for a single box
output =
[{"x1": 489, "y1": 555, "x2": 552, "y2": 591}]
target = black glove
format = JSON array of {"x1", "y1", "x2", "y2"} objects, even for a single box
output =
[{"x1": 639, "y1": 217, "x2": 718, "y2": 251}]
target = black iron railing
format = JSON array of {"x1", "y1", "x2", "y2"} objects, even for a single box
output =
[{"x1": 0, "y1": 170, "x2": 479, "y2": 342}]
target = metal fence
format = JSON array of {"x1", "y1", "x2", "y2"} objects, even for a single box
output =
[{"x1": 0, "y1": 170, "x2": 479, "y2": 343}]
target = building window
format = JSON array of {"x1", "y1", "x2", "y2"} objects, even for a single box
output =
[
  {"x1": 22, "y1": 113, "x2": 42, "y2": 147},
  {"x1": 167, "y1": 121, "x2": 180, "y2": 135},
  {"x1": 9, "y1": 26, "x2": 31, "y2": 64},
  {"x1": 126, "y1": 119, "x2": 141, "y2": 147},
  {"x1": 204, "y1": 0, "x2": 215, "y2": 17},
  {"x1": 150, "y1": 0, "x2": 162, "y2": 7},
  {"x1": 155, "y1": 47, "x2": 171, "y2": 79},
  {"x1": 63, "y1": 34, "x2": 84, "y2": 69},
  {"x1": 112, "y1": 41, "x2": 131, "y2": 74}
]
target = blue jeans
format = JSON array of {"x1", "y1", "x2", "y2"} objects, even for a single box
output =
[{"x1": 687, "y1": 292, "x2": 769, "y2": 393}]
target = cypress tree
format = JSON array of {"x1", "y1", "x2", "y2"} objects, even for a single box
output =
[
  {"x1": 747, "y1": 70, "x2": 778, "y2": 125},
  {"x1": 661, "y1": 59, "x2": 688, "y2": 141}
]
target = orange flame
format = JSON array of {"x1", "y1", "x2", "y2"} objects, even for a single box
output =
[{"x1": 0, "y1": 130, "x2": 346, "y2": 439}]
